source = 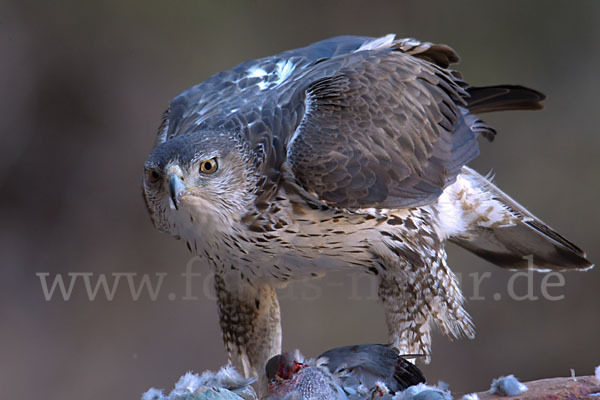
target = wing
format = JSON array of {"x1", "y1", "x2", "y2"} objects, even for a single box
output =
[
  {"x1": 156, "y1": 35, "x2": 464, "y2": 149},
  {"x1": 318, "y1": 344, "x2": 426, "y2": 393},
  {"x1": 286, "y1": 47, "x2": 484, "y2": 209},
  {"x1": 155, "y1": 36, "x2": 403, "y2": 145}
]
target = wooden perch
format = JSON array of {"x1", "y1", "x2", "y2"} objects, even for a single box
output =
[{"x1": 475, "y1": 375, "x2": 600, "y2": 400}]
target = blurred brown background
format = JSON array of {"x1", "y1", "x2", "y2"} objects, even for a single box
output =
[{"x1": 1, "y1": 1, "x2": 599, "y2": 399}]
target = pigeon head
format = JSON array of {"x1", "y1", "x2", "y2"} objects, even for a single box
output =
[
  {"x1": 265, "y1": 352, "x2": 345, "y2": 400},
  {"x1": 265, "y1": 353, "x2": 307, "y2": 383}
]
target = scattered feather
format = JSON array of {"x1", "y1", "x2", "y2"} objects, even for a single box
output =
[
  {"x1": 489, "y1": 375, "x2": 528, "y2": 396},
  {"x1": 191, "y1": 386, "x2": 248, "y2": 400},
  {"x1": 141, "y1": 366, "x2": 256, "y2": 400},
  {"x1": 461, "y1": 394, "x2": 479, "y2": 400},
  {"x1": 142, "y1": 388, "x2": 165, "y2": 400},
  {"x1": 393, "y1": 383, "x2": 453, "y2": 400}
]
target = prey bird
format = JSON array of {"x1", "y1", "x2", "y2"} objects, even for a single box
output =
[
  {"x1": 265, "y1": 344, "x2": 425, "y2": 399},
  {"x1": 142, "y1": 34, "x2": 592, "y2": 380}
]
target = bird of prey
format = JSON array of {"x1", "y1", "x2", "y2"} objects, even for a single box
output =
[{"x1": 142, "y1": 34, "x2": 592, "y2": 381}]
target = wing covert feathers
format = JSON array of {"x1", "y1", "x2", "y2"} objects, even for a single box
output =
[
  {"x1": 286, "y1": 36, "x2": 546, "y2": 210},
  {"x1": 287, "y1": 49, "x2": 480, "y2": 209}
]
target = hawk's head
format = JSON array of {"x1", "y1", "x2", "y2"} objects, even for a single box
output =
[{"x1": 142, "y1": 130, "x2": 258, "y2": 240}]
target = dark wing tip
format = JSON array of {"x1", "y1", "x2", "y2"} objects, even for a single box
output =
[{"x1": 394, "y1": 357, "x2": 427, "y2": 389}]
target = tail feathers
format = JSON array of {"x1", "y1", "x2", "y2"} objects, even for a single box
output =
[
  {"x1": 466, "y1": 85, "x2": 546, "y2": 114},
  {"x1": 452, "y1": 223, "x2": 592, "y2": 271},
  {"x1": 450, "y1": 167, "x2": 592, "y2": 271}
]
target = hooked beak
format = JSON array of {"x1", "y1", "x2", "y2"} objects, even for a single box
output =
[{"x1": 168, "y1": 174, "x2": 187, "y2": 210}]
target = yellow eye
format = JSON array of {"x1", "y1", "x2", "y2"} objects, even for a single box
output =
[{"x1": 200, "y1": 158, "x2": 218, "y2": 174}]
